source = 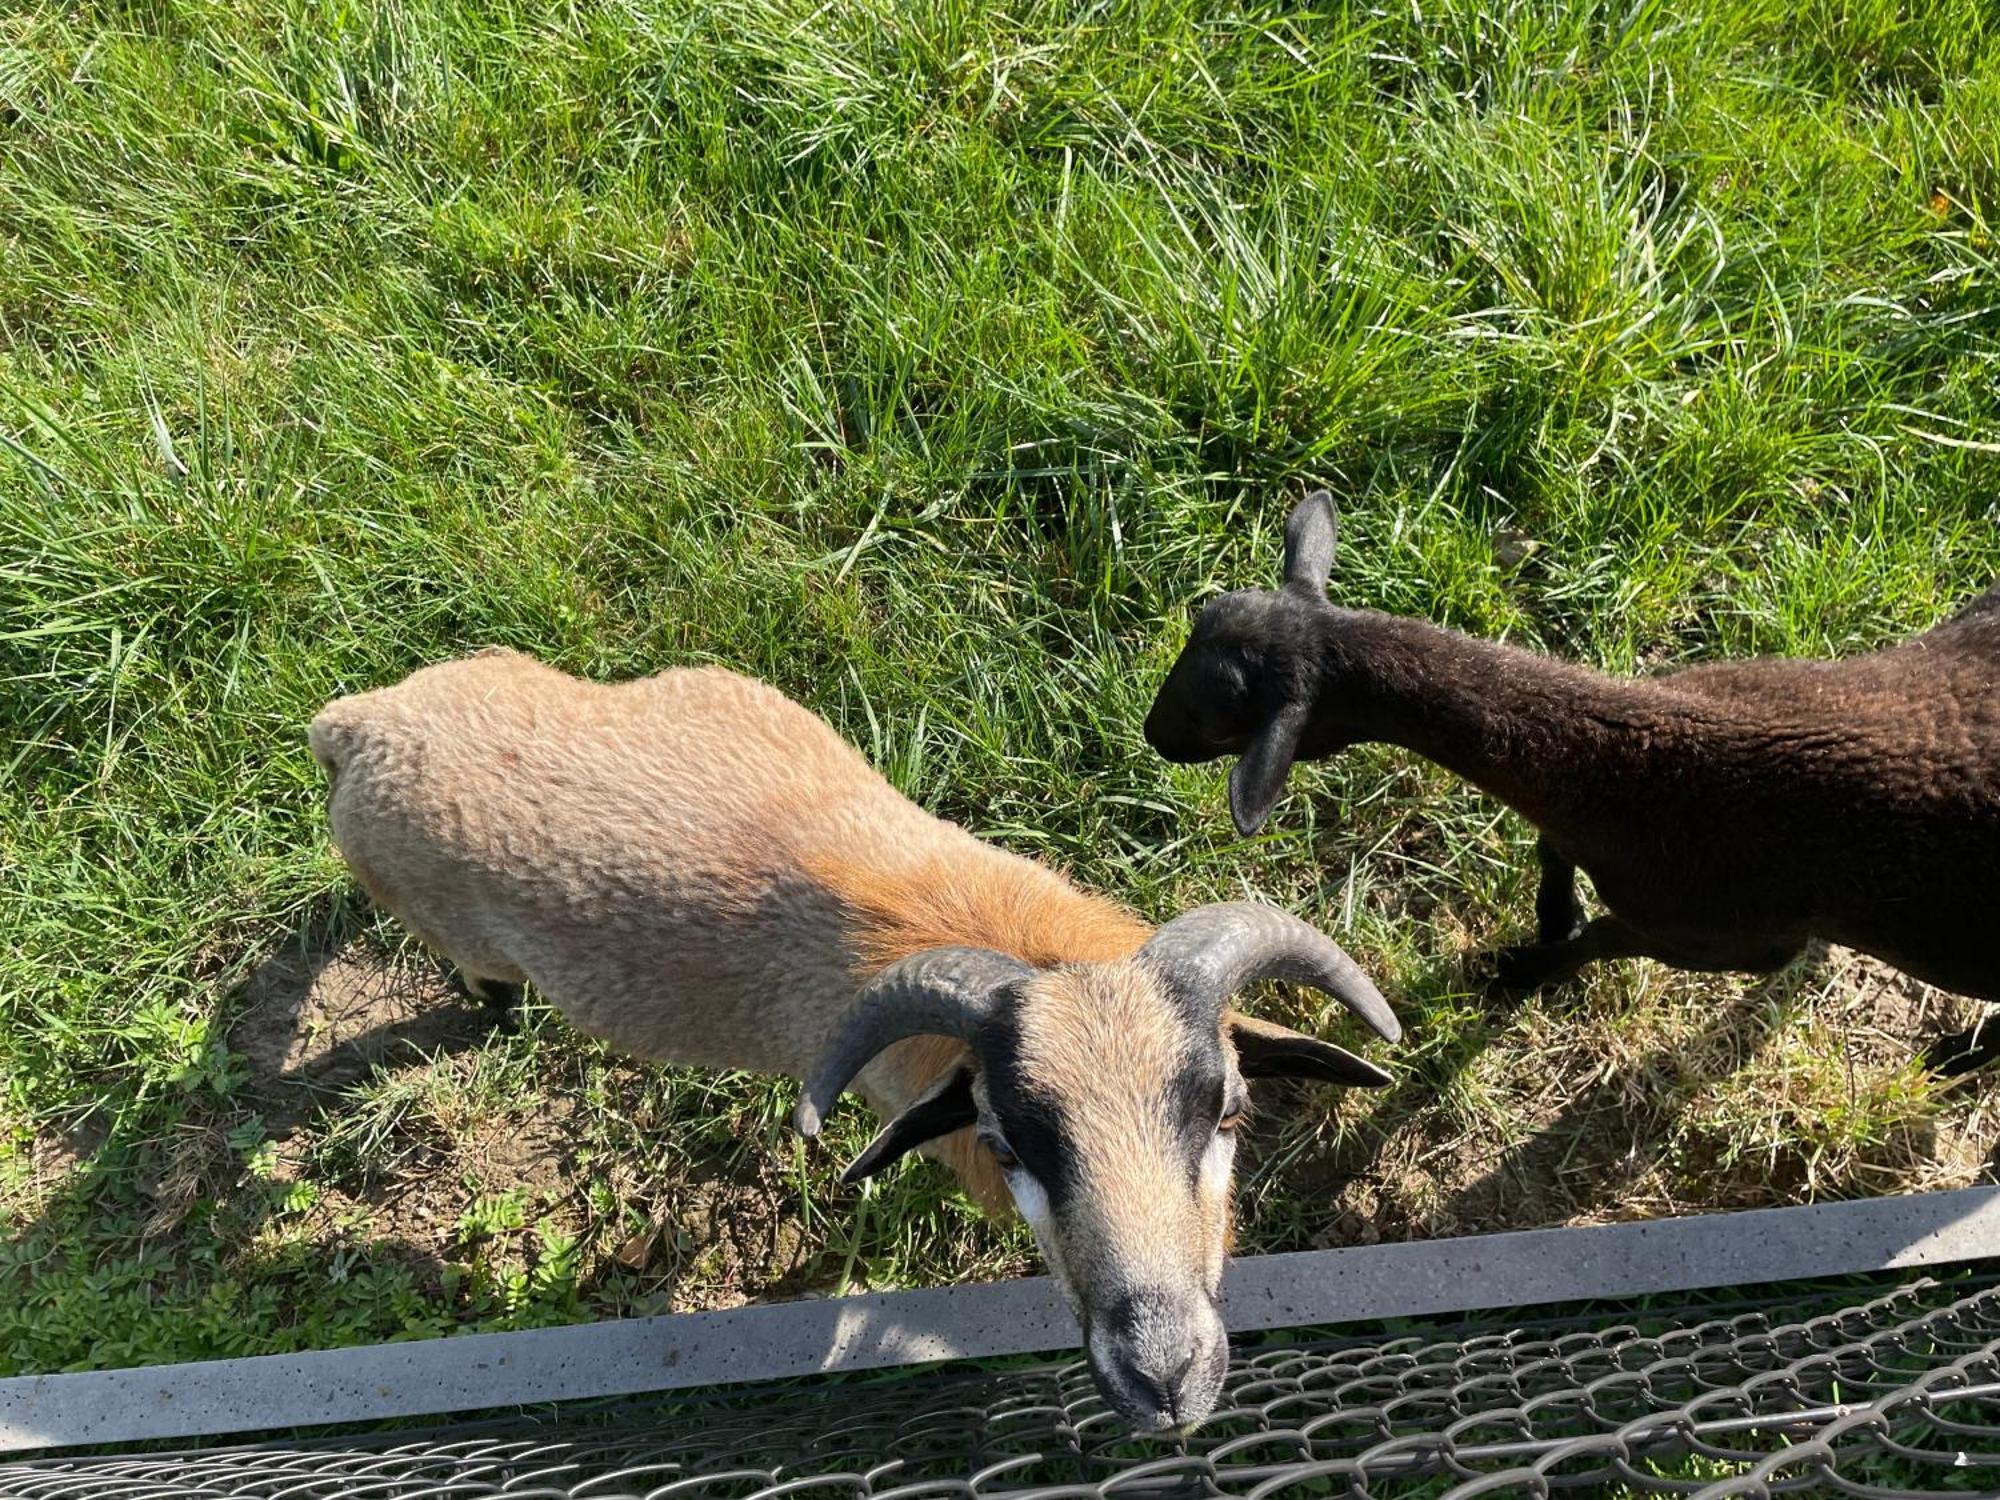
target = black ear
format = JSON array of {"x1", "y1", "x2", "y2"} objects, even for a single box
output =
[
  {"x1": 1228, "y1": 703, "x2": 1307, "y2": 837},
  {"x1": 839, "y1": 1068, "x2": 979, "y2": 1184},
  {"x1": 1227, "y1": 1012, "x2": 1392, "y2": 1087},
  {"x1": 1282, "y1": 491, "x2": 1337, "y2": 594}
]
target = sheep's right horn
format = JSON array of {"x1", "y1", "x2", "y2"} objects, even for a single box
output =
[
  {"x1": 1140, "y1": 900, "x2": 1400, "y2": 1043},
  {"x1": 793, "y1": 947, "x2": 1033, "y2": 1138}
]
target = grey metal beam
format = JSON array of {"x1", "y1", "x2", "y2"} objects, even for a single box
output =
[{"x1": 5, "y1": 1185, "x2": 1996, "y2": 1453}]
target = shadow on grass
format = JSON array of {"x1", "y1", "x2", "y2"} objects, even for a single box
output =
[
  {"x1": 1430, "y1": 968, "x2": 1795, "y2": 1234},
  {"x1": 214, "y1": 901, "x2": 835, "y2": 1310},
  {"x1": 8, "y1": 878, "x2": 1048, "y2": 1379},
  {"x1": 0, "y1": 902, "x2": 490, "y2": 1369},
  {"x1": 227, "y1": 925, "x2": 500, "y2": 1134},
  {"x1": 4, "y1": 894, "x2": 825, "y2": 1374},
  {"x1": 1240, "y1": 940, "x2": 1996, "y2": 1255}
]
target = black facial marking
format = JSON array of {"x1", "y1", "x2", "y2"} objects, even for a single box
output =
[
  {"x1": 978, "y1": 986, "x2": 1242, "y2": 1201},
  {"x1": 978, "y1": 1008, "x2": 1080, "y2": 1208},
  {"x1": 1167, "y1": 1048, "x2": 1228, "y2": 1170}
]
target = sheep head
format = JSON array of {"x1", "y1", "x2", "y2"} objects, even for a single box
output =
[
  {"x1": 1144, "y1": 491, "x2": 1352, "y2": 836},
  {"x1": 795, "y1": 900, "x2": 1399, "y2": 1433}
]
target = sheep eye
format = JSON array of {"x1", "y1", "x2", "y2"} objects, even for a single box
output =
[
  {"x1": 982, "y1": 1133, "x2": 1020, "y2": 1171},
  {"x1": 1217, "y1": 1102, "x2": 1247, "y2": 1134},
  {"x1": 1212, "y1": 659, "x2": 1255, "y2": 706}
]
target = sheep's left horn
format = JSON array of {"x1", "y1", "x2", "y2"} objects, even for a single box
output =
[
  {"x1": 793, "y1": 947, "x2": 1033, "y2": 1138},
  {"x1": 1140, "y1": 901, "x2": 1400, "y2": 1042}
]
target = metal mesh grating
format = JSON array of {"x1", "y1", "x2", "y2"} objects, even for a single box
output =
[{"x1": 5, "y1": 1272, "x2": 1999, "y2": 1499}]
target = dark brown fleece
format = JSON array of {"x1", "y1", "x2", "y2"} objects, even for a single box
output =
[{"x1": 1145, "y1": 494, "x2": 2000, "y2": 1059}]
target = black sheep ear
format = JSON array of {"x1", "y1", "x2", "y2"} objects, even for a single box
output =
[
  {"x1": 1228, "y1": 703, "x2": 1307, "y2": 837},
  {"x1": 1228, "y1": 1012, "x2": 1392, "y2": 1087},
  {"x1": 839, "y1": 1068, "x2": 978, "y2": 1184},
  {"x1": 1283, "y1": 491, "x2": 1338, "y2": 595}
]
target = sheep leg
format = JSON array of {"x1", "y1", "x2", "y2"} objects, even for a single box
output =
[
  {"x1": 1489, "y1": 915, "x2": 1650, "y2": 993},
  {"x1": 1533, "y1": 837, "x2": 1584, "y2": 944},
  {"x1": 460, "y1": 973, "x2": 524, "y2": 1033},
  {"x1": 1923, "y1": 1016, "x2": 2000, "y2": 1078}
]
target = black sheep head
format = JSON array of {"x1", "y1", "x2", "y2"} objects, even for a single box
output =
[{"x1": 1144, "y1": 492, "x2": 1349, "y2": 836}]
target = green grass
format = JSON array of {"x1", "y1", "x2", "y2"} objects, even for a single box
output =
[{"x1": 2, "y1": 0, "x2": 1998, "y2": 1377}]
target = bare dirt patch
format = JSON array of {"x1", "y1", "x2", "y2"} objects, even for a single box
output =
[
  {"x1": 228, "y1": 940, "x2": 493, "y2": 1125},
  {"x1": 1826, "y1": 949, "x2": 1988, "y2": 1065},
  {"x1": 610, "y1": 1170, "x2": 814, "y2": 1312},
  {"x1": 360, "y1": 1095, "x2": 598, "y2": 1239},
  {"x1": 7, "y1": 1114, "x2": 111, "y2": 1218},
  {"x1": 252, "y1": 1023, "x2": 819, "y2": 1316}
]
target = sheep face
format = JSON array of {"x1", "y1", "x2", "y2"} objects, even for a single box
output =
[
  {"x1": 918, "y1": 965, "x2": 1386, "y2": 1430},
  {"x1": 813, "y1": 912, "x2": 1398, "y2": 1434},
  {"x1": 1145, "y1": 587, "x2": 1329, "y2": 758},
  {"x1": 1144, "y1": 492, "x2": 1351, "y2": 836},
  {"x1": 976, "y1": 961, "x2": 1242, "y2": 1431},
  {"x1": 1145, "y1": 587, "x2": 1353, "y2": 838},
  {"x1": 977, "y1": 963, "x2": 1396, "y2": 1430}
]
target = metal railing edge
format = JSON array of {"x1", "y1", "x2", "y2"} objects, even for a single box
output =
[{"x1": 5, "y1": 1184, "x2": 1996, "y2": 1453}]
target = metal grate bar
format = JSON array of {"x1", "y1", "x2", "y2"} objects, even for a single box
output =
[
  {"x1": 7, "y1": 1187, "x2": 1998, "y2": 1453},
  {"x1": 4, "y1": 1268, "x2": 2000, "y2": 1498}
]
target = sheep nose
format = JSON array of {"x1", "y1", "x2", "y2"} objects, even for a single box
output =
[
  {"x1": 1142, "y1": 706, "x2": 1204, "y2": 763},
  {"x1": 1140, "y1": 1347, "x2": 1200, "y2": 1422},
  {"x1": 1087, "y1": 1291, "x2": 1229, "y2": 1432}
]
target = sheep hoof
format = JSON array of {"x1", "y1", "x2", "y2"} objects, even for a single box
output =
[
  {"x1": 1923, "y1": 1026, "x2": 2000, "y2": 1078},
  {"x1": 1485, "y1": 943, "x2": 1563, "y2": 995},
  {"x1": 461, "y1": 976, "x2": 524, "y2": 1034}
]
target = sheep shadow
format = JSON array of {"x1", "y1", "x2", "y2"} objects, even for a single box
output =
[
  {"x1": 1431, "y1": 979, "x2": 1784, "y2": 1235},
  {"x1": 1430, "y1": 951, "x2": 1989, "y2": 1236},
  {"x1": 8, "y1": 898, "x2": 847, "y2": 1377},
  {"x1": 1230, "y1": 947, "x2": 1507, "y2": 1249},
  {"x1": 4, "y1": 906, "x2": 492, "y2": 1353},
  {"x1": 214, "y1": 910, "x2": 828, "y2": 1308},
  {"x1": 1245, "y1": 937, "x2": 2000, "y2": 1254},
  {"x1": 227, "y1": 927, "x2": 500, "y2": 1134}
]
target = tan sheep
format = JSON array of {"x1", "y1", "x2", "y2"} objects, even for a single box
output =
[{"x1": 310, "y1": 648, "x2": 1400, "y2": 1431}]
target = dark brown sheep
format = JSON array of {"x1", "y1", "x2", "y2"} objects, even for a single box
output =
[{"x1": 1144, "y1": 493, "x2": 2000, "y2": 1071}]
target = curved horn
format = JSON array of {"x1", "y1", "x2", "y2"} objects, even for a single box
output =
[
  {"x1": 793, "y1": 947, "x2": 1033, "y2": 1138},
  {"x1": 1139, "y1": 901, "x2": 1400, "y2": 1042}
]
